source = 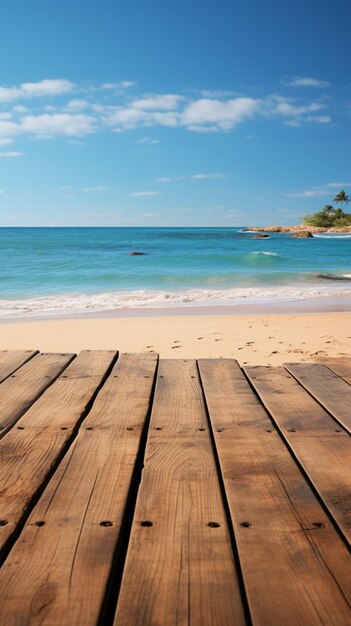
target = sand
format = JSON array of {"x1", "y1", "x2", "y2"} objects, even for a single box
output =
[{"x1": 1, "y1": 308, "x2": 350, "y2": 365}]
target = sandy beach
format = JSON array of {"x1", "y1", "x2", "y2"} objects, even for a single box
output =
[{"x1": 1, "y1": 305, "x2": 350, "y2": 365}]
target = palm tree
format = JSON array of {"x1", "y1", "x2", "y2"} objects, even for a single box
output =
[
  {"x1": 333, "y1": 189, "x2": 350, "y2": 206},
  {"x1": 322, "y1": 204, "x2": 334, "y2": 214},
  {"x1": 333, "y1": 207, "x2": 344, "y2": 220}
]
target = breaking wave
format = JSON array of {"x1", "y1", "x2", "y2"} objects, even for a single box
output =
[
  {"x1": 318, "y1": 273, "x2": 351, "y2": 281},
  {"x1": 250, "y1": 251, "x2": 280, "y2": 257},
  {"x1": 313, "y1": 234, "x2": 351, "y2": 239},
  {"x1": 1, "y1": 283, "x2": 351, "y2": 319}
]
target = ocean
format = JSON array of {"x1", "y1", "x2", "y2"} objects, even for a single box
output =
[{"x1": 1, "y1": 227, "x2": 351, "y2": 319}]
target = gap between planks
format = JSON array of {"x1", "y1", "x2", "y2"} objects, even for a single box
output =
[
  {"x1": 199, "y1": 358, "x2": 351, "y2": 626},
  {"x1": 0, "y1": 353, "x2": 158, "y2": 626},
  {"x1": 0, "y1": 350, "x2": 118, "y2": 562}
]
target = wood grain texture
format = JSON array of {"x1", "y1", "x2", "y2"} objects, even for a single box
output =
[
  {"x1": 114, "y1": 359, "x2": 246, "y2": 626},
  {"x1": 285, "y1": 362, "x2": 351, "y2": 434},
  {"x1": 0, "y1": 350, "x2": 117, "y2": 552},
  {"x1": 0, "y1": 352, "x2": 74, "y2": 438},
  {"x1": 245, "y1": 365, "x2": 351, "y2": 546},
  {"x1": 322, "y1": 358, "x2": 351, "y2": 385},
  {"x1": 199, "y1": 359, "x2": 351, "y2": 626},
  {"x1": 0, "y1": 353, "x2": 158, "y2": 626},
  {"x1": 0, "y1": 349, "x2": 38, "y2": 384}
]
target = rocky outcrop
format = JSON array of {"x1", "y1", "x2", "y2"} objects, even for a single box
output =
[
  {"x1": 291, "y1": 231, "x2": 313, "y2": 238},
  {"x1": 244, "y1": 225, "x2": 351, "y2": 234},
  {"x1": 128, "y1": 251, "x2": 146, "y2": 256},
  {"x1": 244, "y1": 226, "x2": 285, "y2": 233},
  {"x1": 253, "y1": 233, "x2": 270, "y2": 238}
]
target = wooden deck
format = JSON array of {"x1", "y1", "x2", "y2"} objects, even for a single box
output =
[{"x1": 0, "y1": 349, "x2": 350, "y2": 626}]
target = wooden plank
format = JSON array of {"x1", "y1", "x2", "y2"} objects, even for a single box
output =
[
  {"x1": 285, "y1": 362, "x2": 351, "y2": 434},
  {"x1": 199, "y1": 359, "x2": 351, "y2": 626},
  {"x1": 0, "y1": 353, "x2": 158, "y2": 626},
  {"x1": 0, "y1": 350, "x2": 117, "y2": 553},
  {"x1": 114, "y1": 360, "x2": 246, "y2": 626},
  {"x1": 0, "y1": 352, "x2": 74, "y2": 438},
  {"x1": 245, "y1": 365, "x2": 351, "y2": 546},
  {"x1": 321, "y1": 357, "x2": 351, "y2": 385},
  {"x1": 0, "y1": 349, "x2": 38, "y2": 384}
]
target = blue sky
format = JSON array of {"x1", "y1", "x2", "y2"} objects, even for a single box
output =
[{"x1": 0, "y1": 0, "x2": 350, "y2": 226}]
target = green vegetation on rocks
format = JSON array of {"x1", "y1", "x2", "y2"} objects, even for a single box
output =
[{"x1": 302, "y1": 189, "x2": 351, "y2": 228}]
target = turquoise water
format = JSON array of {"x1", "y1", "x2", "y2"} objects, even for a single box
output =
[{"x1": 1, "y1": 227, "x2": 351, "y2": 317}]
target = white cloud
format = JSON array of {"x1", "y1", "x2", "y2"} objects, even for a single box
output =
[
  {"x1": 0, "y1": 79, "x2": 75, "y2": 102},
  {"x1": 0, "y1": 120, "x2": 21, "y2": 137},
  {"x1": 22, "y1": 79, "x2": 74, "y2": 97},
  {"x1": 181, "y1": 97, "x2": 261, "y2": 130},
  {"x1": 326, "y1": 182, "x2": 351, "y2": 188},
  {"x1": 304, "y1": 190, "x2": 328, "y2": 197},
  {"x1": 0, "y1": 138, "x2": 14, "y2": 146},
  {"x1": 156, "y1": 173, "x2": 226, "y2": 183},
  {"x1": 270, "y1": 98, "x2": 331, "y2": 126},
  {"x1": 129, "y1": 191, "x2": 162, "y2": 197},
  {"x1": 283, "y1": 77, "x2": 331, "y2": 88},
  {"x1": 138, "y1": 136, "x2": 160, "y2": 144},
  {"x1": 286, "y1": 181, "x2": 351, "y2": 198},
  {"x1": 0, "y1": 111, "x2": 96, "y2": 141},
  {"x1": 83, "y1": 186, "x2": 110, "y2": 192},
  {"x1": 131, "y1": 94, "x2": 184, "y2": 110},
  {"x1": 186, "y1": 125, "x2": 219, "y2": 132},
  {"x1": 305, "y1": 115, "x2": 331, "y2": 124},
  {"x1": 148, "y1": 111, "x2": 179, "y2": 126},
  {"x1": 12, "y1": 105, "x2": 27, "y2": 113},
  {"x1": 104, "y1": 107, "x2": 149, "y2": 128},
  {"x1": 100, "y1": 81, "x2": 136, "y2": 90},
  {"x1": 191, "y1": 173, "x2": 225, "y2": 180},
  {"x1": 0, "y1": 151, "x2": 23, "y2": 157},
  {"x1": 272, "y1": 101, "x2": 325, "y2": 117},
  {"x1": 20, "y1": 113, "x2": 96, "y2": 137},
  {"x1": 184, "y1": 96, "x2": 330, "y2": 129},
  {"x1": 66, "y1": 99, "x2": 89, "y2": 110},
  {"x1": 103, "y1": 107, "x2": 180, "y2": 130},
  {"x1": 0, "y1": 78, "x2": 336, "y2": 144},
  {"x1": 284, "y1": 120, "x2": 302, "y2": 128},
  {"x1": 199, "y1": 90, "x2": 240, "y2": 98},
  {"x1": 287, "y1": 189, "x2": 325, "y2": 198}
]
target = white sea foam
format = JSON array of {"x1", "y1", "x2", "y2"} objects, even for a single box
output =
[
  {"x1": 1, "y1": 283, "x2": 351, "y2": 319},
  {"x1": 250, "y1": 251, "x2": 280, "y2": 256},
  {"x1": 313, "y1": 234, "x2": 351, "y2": 239}
]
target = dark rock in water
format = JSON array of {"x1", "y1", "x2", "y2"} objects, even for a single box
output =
[
  {"x1": 318, "y1": 273, "x2": 351, "y2": 281},
  {"x1": 253, "y1": 233, "x2": 270, "y2": 239},
  {"x1": 128, "y1": 251, "x2": 146, "y2": 256},
  {"x1": 292, "y1": 231, "x2": 313, "y2": 238}
]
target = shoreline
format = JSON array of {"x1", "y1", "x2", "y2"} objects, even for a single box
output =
[
  {"x1": 1, "y1": 227, "x2": 351, "y2": 363},
  {"x1": 244, "y1": 225, "x2": 351, "y2": 233},
  {"x1": 1, "y1": 292, "x2": 351, "y2": 324}
]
